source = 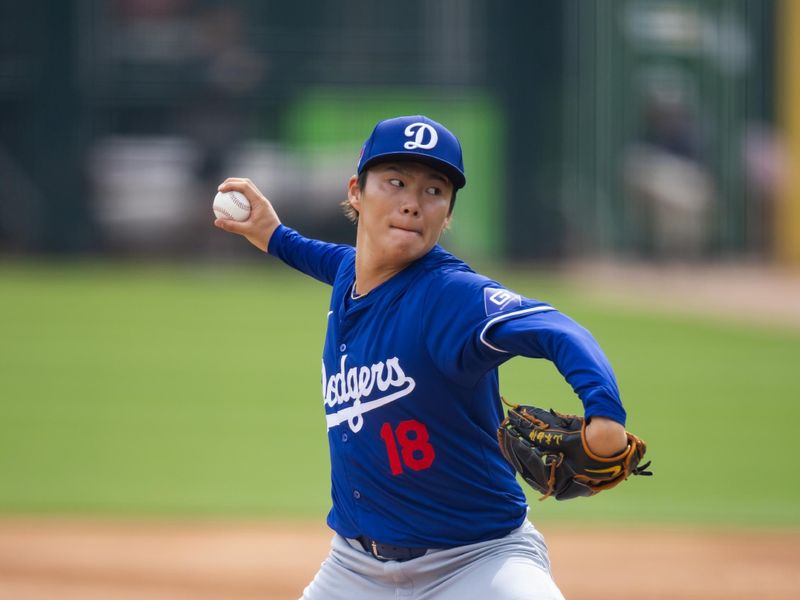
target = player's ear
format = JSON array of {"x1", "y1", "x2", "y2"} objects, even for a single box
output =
[
  {"x1": 347, "y1": 174, "x2": 362, "y2": 211},
  {"x1": 442, "y1": 213, "x2": 453, "y2": 231}
]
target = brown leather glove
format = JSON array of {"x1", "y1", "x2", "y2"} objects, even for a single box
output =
[{"x1": 498, "y1": 402, "x2": 652, "y2": 500}]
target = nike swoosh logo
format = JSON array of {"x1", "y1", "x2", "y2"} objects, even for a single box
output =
[
  {"x1": 585, "y1": 465, "x2": 622, "y2": 477},
  {"x1": 325, "y1": 379, "x2": 416, "y2": 432}
]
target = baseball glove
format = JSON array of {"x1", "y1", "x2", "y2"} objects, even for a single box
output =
[{"x1": 497, "y1": 401, "x2": 652, "y2": 501}]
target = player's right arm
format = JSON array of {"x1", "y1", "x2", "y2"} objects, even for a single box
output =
[{"x1": 214, "y1": 177, "x2": 351, "y2": 286}]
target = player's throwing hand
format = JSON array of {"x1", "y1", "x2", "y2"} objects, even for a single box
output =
[{"x1": 214, "y1": 178, "x2": 281, "y2": 252}]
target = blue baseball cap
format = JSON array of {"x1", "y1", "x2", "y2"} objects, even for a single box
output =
[{"x1": 357, "y1": 115, "x2": 466, "y2": 189}]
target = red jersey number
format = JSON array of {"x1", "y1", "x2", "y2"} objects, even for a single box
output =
[{"x1": 379, "y1": 420, "x2": 436, "y2": 475}]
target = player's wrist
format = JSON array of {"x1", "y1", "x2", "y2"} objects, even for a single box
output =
[{"x1": 263, "y1": 220, "x2": 282, "y2": 254}]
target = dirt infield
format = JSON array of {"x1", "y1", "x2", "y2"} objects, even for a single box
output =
[
  {"x1": 0, "y1": 519, "x2": 798, "y2": 599},
  {"x1": 563, "y1": 259, "x2": 800, "y2": 330}
]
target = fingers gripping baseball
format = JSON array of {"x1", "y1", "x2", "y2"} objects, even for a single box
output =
[{"x1": 214, "y1": 178, "x2": 281, "y2": 252}]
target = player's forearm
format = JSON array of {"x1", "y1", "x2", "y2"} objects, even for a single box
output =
[
  {"x1": 268, "y1": 225, "x2": 353, "y2": 286},
  {"x1": 486, "y1": 311, "x2": 626, "y2": 424}
]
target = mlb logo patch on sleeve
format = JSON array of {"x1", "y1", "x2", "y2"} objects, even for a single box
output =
[{"x1": 483, "y1": 287, "x2": 522, "y2": 316}]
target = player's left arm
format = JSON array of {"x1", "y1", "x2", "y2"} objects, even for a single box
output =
[
  {"x1": 484, "y1": 310, "x2": 628, "y2": 456},
  {"x1": 422, "y1": 276, "x2": 627, "y2": 456}
]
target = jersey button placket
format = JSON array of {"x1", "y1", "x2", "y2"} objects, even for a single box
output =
[{"x1": 339, "y1": 343, "x2": 346, "y2": 352}]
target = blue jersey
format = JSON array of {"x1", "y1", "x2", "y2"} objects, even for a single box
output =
[{"x1": 269, "y1": 225, "x2": 626, "y2": 548}]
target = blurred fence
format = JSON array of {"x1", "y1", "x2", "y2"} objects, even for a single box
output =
[
  {"x1": 562, "y1": 0, "x2": 780, "y2": 261},
  {"x1": 0, "y1": 0, "x2": 789, "y2": 262}
]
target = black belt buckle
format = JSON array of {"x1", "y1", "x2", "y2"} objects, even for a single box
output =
[{"x1": 357, "y1": 536, "x2": 427, "y2": 562}]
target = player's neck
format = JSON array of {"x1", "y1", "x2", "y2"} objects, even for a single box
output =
[
  {"x1": 353, "y1": 252, "x2": 408, "y2": 296},
  {"x1": 353, "y1": 229, "x2": 417, "y2": 295}
]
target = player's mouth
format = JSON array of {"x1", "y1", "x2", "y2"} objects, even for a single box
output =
[{"x1": 389, "y1": 225, "x2": 422, "y2": 235}]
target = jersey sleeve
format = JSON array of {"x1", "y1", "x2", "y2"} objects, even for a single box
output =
[
  {"x1": 267, "y1": 224, "x2": 354, "y2": 286},
  {"x1": 422, "y1": 271, "x2": 555, "y2": 387},
  {"x1": 485, "y1": 311, "x2": 626, "y2": 425},
  {"x1": 423, "y1": 271, "x2": 626, "y2": 425}
]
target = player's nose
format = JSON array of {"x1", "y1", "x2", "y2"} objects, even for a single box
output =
[{"x1": 399, "y1": 192, "x2": 421, "y2": 216}]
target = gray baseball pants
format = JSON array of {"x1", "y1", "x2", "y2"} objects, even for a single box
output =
[{"x1": 300, "y1": 520, "x2": 565, "y2": 599}]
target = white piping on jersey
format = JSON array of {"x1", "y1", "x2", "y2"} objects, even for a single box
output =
[{"x1": 479, "y1": 305, "x2": 556, "y2": 354}]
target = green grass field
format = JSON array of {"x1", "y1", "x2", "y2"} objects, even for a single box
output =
[{"x1": 1, "y1": 260, "x2": 798, "y2": 527}]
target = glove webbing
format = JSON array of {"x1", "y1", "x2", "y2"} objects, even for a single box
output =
[{"x1": 500, "y1": 399, "x2": 564, "y2": 501}]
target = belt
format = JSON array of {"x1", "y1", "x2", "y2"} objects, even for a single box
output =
[{"x1": 356, "y1": 535, "x2": 429, "y2": 562}]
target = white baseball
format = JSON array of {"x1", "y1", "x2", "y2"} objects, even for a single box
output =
[{"x1": 213, "y1": 190, "x2": 251, "y2": 222}]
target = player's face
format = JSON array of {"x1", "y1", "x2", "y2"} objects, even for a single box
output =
[{"x1": 349, "y1": 162, "x2": 454, "y2": 266}]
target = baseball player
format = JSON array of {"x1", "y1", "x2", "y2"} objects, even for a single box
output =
[{"x1": 215, "y1": 116, "x2": 633, "y2": 599}]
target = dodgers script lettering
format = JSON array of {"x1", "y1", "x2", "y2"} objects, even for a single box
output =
[{"x1": 322, "y1": 355, "x2": 416, "y2": 432}]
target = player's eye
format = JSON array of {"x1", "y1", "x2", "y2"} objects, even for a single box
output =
[
  {"x1": 388, "y1": 178, "x2": 404, "y2": 187},
  {"x1": 426, "y1": 186, "x2": 442, "y2": 195}
]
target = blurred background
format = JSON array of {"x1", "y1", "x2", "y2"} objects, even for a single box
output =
[
  {"x1": 1, "y1": 0, "x2": 797, "y2": 264},
  {"x1": 2, "y1": 1, "x2": 800, "y2": 598}
]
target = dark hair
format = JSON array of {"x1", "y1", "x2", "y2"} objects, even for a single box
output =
[{"x1": 341, "y1": 169, "x2": 458, "y2": 224}]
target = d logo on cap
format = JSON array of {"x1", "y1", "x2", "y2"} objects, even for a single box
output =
[
  {"x1": 403, "y1": 123, "x2": 438, "y2": 150},
  {"x1": 357, "y1": 115, "x2": 466, "y2": 189}
]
